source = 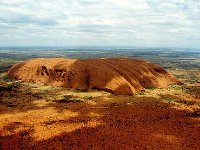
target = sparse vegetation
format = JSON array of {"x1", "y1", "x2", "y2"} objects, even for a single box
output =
[
  {"x1": 2, "y1": 75, "x2": 11, "y2": 82},
  {"x1": 53, "y1": 95, "x2": 82, "y2": 103},
  {"x1": 161, "y1": 97, "x2": 176, "y2": 102},
  {"x1": 0, "y1": 48, "x2": 199, "y2": 149},
  {"x1": 83, "y1": 95, "x2": 94, "y2": 100},
  {"x1": 78, "y1": 89, "x2": 88, "y2": 92},
  {"x1": 7, "y1": 81, "x2": 21, "y2": 90},
  {"x1": 138, "y1": 92, "x2": 145, "y2": 95}
]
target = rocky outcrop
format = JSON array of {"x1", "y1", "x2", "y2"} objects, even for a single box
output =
[{"x1": 8, "y1": 58, "x2": 179, "y2": 95}]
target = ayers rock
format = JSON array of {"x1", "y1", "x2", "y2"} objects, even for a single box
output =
[{"x1": 8, "y1": 58, "x2": 179, "y2": 95}]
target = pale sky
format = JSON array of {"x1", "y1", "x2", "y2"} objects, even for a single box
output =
[{"x1": 0, "y1": 0, "x2": 200, "y2": 48}]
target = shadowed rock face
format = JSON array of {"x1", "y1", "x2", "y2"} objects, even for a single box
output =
[{"x1": 8, "y1": 58, "x2": 179, "y2": 95}]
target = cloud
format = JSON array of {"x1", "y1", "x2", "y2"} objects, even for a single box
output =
[{"x1": 0, "y1": 0, "x2": 200, "y2": 48}]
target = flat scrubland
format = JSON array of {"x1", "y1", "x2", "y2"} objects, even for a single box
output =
[
  {"x1": 0, "y1": 49, "x2": 199, "y2": 149},
  {"x1": 0, "y1": 68, "x2": 199, "y2": 150}
]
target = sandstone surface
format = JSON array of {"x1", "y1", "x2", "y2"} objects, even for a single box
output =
[{"x1": 8, "y1": 58, "x2": 179, "y2": 95}]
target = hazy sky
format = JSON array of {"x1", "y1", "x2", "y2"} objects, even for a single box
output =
[{"x1": 0, "y1": 0, "x2": 200, "y2": 48}]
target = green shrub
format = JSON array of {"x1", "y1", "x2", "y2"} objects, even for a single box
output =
[
  {"x1": 2, "y1": 75, "x2": 11, "y2": 82},
  {"x1": 53, "y1": 95, "x2": 82, "y2": 103},
  {"x1": 138, "y1": 92, "x2": 145, "y2": 95},
  {"x1": 83, "y1": 96, "x2": 94, "y2": 99},
  {"x1": 7, "y1": 82, "x2": 21, "y2": 90}
]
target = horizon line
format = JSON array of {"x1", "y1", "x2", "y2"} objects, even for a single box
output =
[{"x1": 0, "y1": 45, "x2": 199, "y2": 50}]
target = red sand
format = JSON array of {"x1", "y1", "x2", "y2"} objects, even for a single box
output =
[
  {"x1": 8, "y1": 58, "x2": 179, "y2": 95},
  {"x1": 0, "y1": 96, "x2": 199, "y2": 150}
]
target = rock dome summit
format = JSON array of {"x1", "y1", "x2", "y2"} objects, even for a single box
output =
[{"x1": 8, "y1": 58, "x2": 179, "y2": 95}]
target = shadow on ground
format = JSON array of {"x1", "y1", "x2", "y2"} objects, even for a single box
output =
[
  {"x1": 0, "y1": 58, "x2": 199, "y2": 149},
  {"x1": 0, "y1": 96, "x2": 199, "y2": 150}
]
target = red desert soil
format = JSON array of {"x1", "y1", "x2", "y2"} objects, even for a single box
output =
[
  {"x1": 8, "y1": 58, "x2": 179, "y2": 95},
  {"x1": 0, "y1": 95, "x2": 199, "y2": 150}
]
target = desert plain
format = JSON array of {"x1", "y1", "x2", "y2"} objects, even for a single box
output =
[{"x1": 0, "y1": 48, "x2": 199, "y2": 150}]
